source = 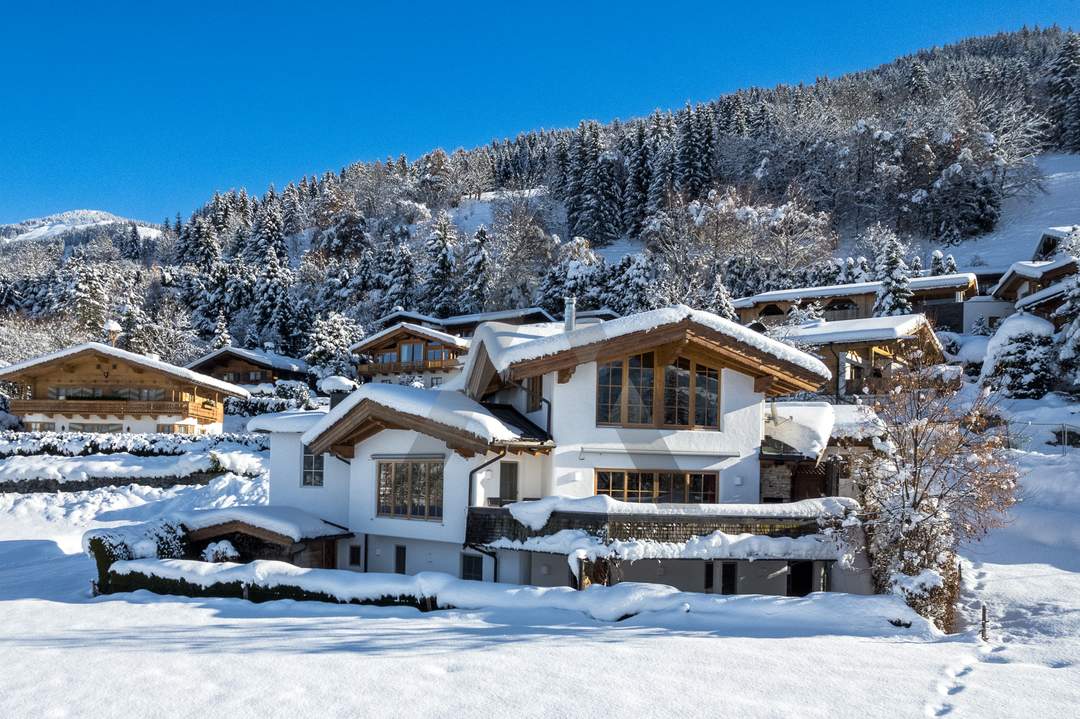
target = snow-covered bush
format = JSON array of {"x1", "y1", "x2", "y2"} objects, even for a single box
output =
[
  {"x1": 980, "y1": 313, "x2": 1057, "y2": 399},
  {"x1": 0, "y1": 431, "x2": 268, "y2": 458},
  {"x1": 83, "y1": 518, "x2": 187, "y2": 591},
  {"x1": 201, "y1": 540, "x2": 240, "y2": 563},
  {"x1": 224, "y1": 379, "x2": 316, "y2": 416}
]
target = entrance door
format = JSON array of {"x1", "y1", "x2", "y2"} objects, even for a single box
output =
[
  {"x1": 787, "y1": 561, "x2": 814, "y2": 596},
  {"x1": 394, "y1": 545, "x2": 407, "y2": 574}
]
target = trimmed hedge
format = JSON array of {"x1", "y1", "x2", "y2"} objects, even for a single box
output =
[
  {"x1": 104, "y1": 569, "x2": 436, "y2": 611},
  {"x1": 0, "y1": 431, "x2": 268, "y2": 458},
  {"x1": 85, "y1": 520, "x2": 188, "y2": 592}
]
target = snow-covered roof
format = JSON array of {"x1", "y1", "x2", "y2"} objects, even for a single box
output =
[
  {"x1": 777, "y1": 314, "x2": 939, "y2": 348},
  {"x1": 506, "y1": 494, "x2": 858, "y2": 531},
  {"x1": 317, "y1": 376, "x2": 357, "y2": 394},
  {"x1": 1040, "y1": 225, "x2": 1079, "y2": 240},
  {"x1": 990, "y1": 257, "x2": 1077, "y2": 297},
  {"x1": 731, "y1": 273, "x2": 978, "y2": 309},
  {"x1": 831, "y1": 404, "x2": 886, "y2": 440},
  {"x1": 179, "y1": 505, "x2": 347, "y2": 541},
  {"x1": 1015, "y1": 279, "x2": 1072, "y2": 311},
  {"x1": 301, "y1": 384, "x2": 526, "y2": 446},
  {"x1": 349, "y1": 322, "x2": 470, "y2": 353},
  {"x1": 765, "y1": 402, "x2": 835, "y2": 458},
  {"x1": 186, "y1": 346, "x2": 308, "y2": 373},
  {"x1": 491, "y1": 305, "x2": 832, "y2": 381},
  {"x1": 0, "y1": 342, "x2": 249, "y2": 397},
  {"x1": 246, "y1": 407, "x2": 329, "y2": 433},
  {"x1": 374, "y1": 306, "x2": 556, "y2": 329}
]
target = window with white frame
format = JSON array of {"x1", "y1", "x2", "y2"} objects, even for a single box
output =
[{"x1": 302, "y1": 446, "x2": 324, "y2": 486}]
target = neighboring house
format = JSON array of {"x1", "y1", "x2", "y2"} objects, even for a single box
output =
[
  {"x1": 255, "y1": 305, "x2": 875, "y2": 597},
  {"x1": 986, "y1": 256, "x2": 1078, "y2": 329},
  {"x1": 185, "y1": 346, "x2": 310, "y2": 388},
  {"x1": 1031, "y1": 225, "x2": 1079, "y2": 261},
  {"x1": 349, "y1": 322, "x2": 470, "y2": 388},
  {"x1": 372, "y1": 307, "x2": 556, "y2": 337},
  {"x1": 0, "y1": 342, "x2": 248, "y2": 434},
  {"x1": 773, "y1": 314, "x2": 943, "y2": 399},
  {"x1": 733, "y1": 273, "x2": 978, "y2": 332}
]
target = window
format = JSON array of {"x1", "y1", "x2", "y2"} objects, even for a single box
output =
[
  {"x1": 46, "y1": 386, "x2": 165, "y2": 401},
  {"x1": 377, "y1": 460, "x2": 444, "y2": 520},
  {"x1": 156, "y1": 423, "x2": 195, "y2": 434},
  {"x1": 758, "y1": 304, "x2": 785, "y2": 318},
  {"x1": 302, "y1": 446, "x2": 324, "y2": 486},
  {"x1": 68, "y1": 422, "x2": 123, "y2": 433},
  {"x1": 247, "y1": 371, "x2": 266, "y2": 382},
  {"x1": 823, "y1": 299, "x2": 859, "y2": 321},
  {"x1": 377, "y1": 350, "x2": 398, "y2": 364},
  {"x1": 25, "y1": 422, "x2": 55, "y2": 432},
  {"x1": 429, "y1": 376, "x2": 443, "y2": 388},
  {"x1": 526, "y1": 375, "x2": 543, "y2": 413},
  {"x1": 595, "y1": 470, "x2": 718, "y2": 504},
  {"x1": 597, "y1": 354, "x2": 721, "y2": 429},
  {"x1": 400, "y1": 342, "x2": 424, "y2": 363},
  {"x1": 461, "y1": 553, "x2": 483, "y2": 581},
  {"x1": 427, "y1": 348, "x2": 452, "y2": 361},
  {"x1": 394, "y1": 545, "x2": 407, "y2": 574},
  {"x1": 499, "y1": 462, "x2": 519, "y2": 503},
  {"x1": 348, "y1": 545, "x2": 363, "y2": 567}
]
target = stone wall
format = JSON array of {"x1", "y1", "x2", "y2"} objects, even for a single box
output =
[
  {"x1": 760, "y1": 462, "x2": 793, "y2": 502},
  {"x1": 0, "y1": 471, "x2": 222, "y2": 494}
]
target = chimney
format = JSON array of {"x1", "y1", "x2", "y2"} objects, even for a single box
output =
[{"x1": 564, "y1": 296, "x2": 577, "y2": 332}]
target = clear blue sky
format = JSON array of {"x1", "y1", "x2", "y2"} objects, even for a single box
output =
[{"x1": 1, "y1": 1, "x2": 1077, "y2": 225}]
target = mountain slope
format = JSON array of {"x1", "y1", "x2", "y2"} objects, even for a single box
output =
[{"x1": 0, "y1": 210, "x2": 161, "y2": 244}]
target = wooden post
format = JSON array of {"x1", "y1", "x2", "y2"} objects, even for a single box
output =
[{"x1": 980, "y1": 604, "x2": 988, "y2": 641}]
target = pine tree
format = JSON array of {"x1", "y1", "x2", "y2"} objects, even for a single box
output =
[
  {"x1": 383, "y1": 242, "x2": 418, "y2": 313},
  {"x1": 211, "y1": 310, "x2": 232, "y2": 349},
  {"x1": 943, "y1": 253, "x2": 958, "y2": 274},
  {"x1": 316, "y1": 210, "x2": 370, "y2": 257},
  {"x1": 622, "y1": 123, "x2": 651, "y2": 237},
  {"x1": 581, "y1": 151, "x2": 623, "y2": 245},
  {"x1": 282, "y1": 182, "x2": 308, "y2": 236},
  {"x1": 67, "y1": 257, "x2": 110, "y2": 334},
  {"x1": 930, "y1": 249, "x2": 946, "y2": 276},
  {"x1": 461, "y1": 226, "x2": 491, "y2": 312},
  {"x1": 909, "y1": 254, "x2": 923, "y2": 277},
  {"x1": 304, "y1": 312, "x2": 363, "y2": 380},
  {"x1": 251, "y1": 245, "x2": 294, "y2": 349},
  {"x1": 702, "y1": 274, "x2": 737, "y2": 320},
  {"x1": 1048, "y1": 33, "x2": 1080, "y2": 147},
  {"x1": 872, "y1": 226, "x2": 913, "y2": 316},
  {"x1": 907, "y1": 61, "x2": 932, "y2": 101},
  {"x1": 675, "y1": 104, "x2": 708, "y2": 199},
  {"x1": 1054, "y1": 274, "x2": 1080, "y2": 385},
  {"x1": 982, "y1": 316, "x2": 1057, "y2": 399},
  {"x1": 251, "y1": 193, "x2": 288, "y2": 264},
  {"x1": 422, "y1": 212, "x2": 460, "y2": 318}
]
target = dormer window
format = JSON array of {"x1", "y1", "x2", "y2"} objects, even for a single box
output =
[{"x1": 597, "y1": 352, "x2": 721, "y2": 429}]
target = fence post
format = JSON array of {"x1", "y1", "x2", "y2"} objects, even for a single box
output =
[{"x1": 980, "y1": 604, "x2": 988, "y2": 642}]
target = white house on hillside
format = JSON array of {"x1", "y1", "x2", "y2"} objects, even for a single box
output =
[{"x1": 253, "y1": 304, "x2": 874, "y2": 597}]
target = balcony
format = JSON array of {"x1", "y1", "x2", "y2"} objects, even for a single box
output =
[
  {"x1": 356, "y1": 358, "x2": 458, "y2": 375},
  {"x1": 9, "y1": 399, "x2": 219, "y2": 423}
]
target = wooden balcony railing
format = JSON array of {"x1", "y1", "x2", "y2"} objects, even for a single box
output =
[
  {"x1": 357, "y1": 358, "x2": 457, "y2": 375},
  {"x1": 9, "y1": 399, "x2": 220, "y2": 423}
]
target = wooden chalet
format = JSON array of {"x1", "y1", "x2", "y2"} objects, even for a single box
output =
[
  {"x1": 372, "y1": 307, "x2": 556, "y2": 336},
  {"x1": 185, "y1": 346, "x2": 310, "y2": 386},
  {"x1": 0, "y1": 342, "x2": 248, "y2": 434},
  {"x1": 350, "y1": 322, "x2": 470, "y2": 384},
  {"x1": 733, "y1": 273, "x2": 978, "y2": 332}
]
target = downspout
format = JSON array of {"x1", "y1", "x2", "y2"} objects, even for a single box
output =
[
  {"x1": 508, "y1": 378, "x2": 553, "y2": 436},
  {"x1": 468, "y1": 448, "x2": 507, "y2": 508},
  {"x1": 466, "y1": 543, "x2": 500, "y2": 583}
]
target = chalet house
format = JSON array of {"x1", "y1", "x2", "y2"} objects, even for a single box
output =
[
  {"x1": 987, "y1": 257, "x2": 1078, "y2": 329},
  {"x1": 372, "y1": 307, "x2": 556, "y2": 337},
  {"x1": 349, "y1": 322, "x2": 470, "y2": 388},
  {"x1": 0, "y1": 342, "x2": 248, "y2": 434},
  {"x1": 185, "y1": 346, "x2": 310, "y2": 388},
  {"x1": 733, "y1": 273, "x2": 978, "y2": 332},
  {"x1": 773, "y1": 314, "x2": 943, "y2": 399},
  {"x1": 254, "y1": 305, "x2": 875, "y2": 598},
  {"x1": 1031, "y1": 225, "x2": 1078, "y2": 261}
]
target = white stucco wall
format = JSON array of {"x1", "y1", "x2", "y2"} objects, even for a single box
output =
[
  {"x1": 545, "y1": 362, "x2": 764, "y2": 502},
  {"x1": 267, "y1": 431, "x2": 351, "y2": 527},
  {"x1": 962, "y1": 297, "x2": 1015, "y2": 333}
]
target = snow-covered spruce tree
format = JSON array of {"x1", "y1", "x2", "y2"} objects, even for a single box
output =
[
  {"x1": 980, "y1": 312, "x2": 1058, "y2": 399},
  {"x1": 1054, "y1": 270, "x2": 1080, "y2": 386},
  {"x1": 1048, "y1": 33, "x2": 1080, "y2": 148},
  {"x1": 316, "y1": 210, "x2": 370, "y2": 258},
  {"x1": 65, "y1": 256, "x2": 111, "y2": 335},
  {"x1": 622, "y1": 123, "x2": 651, "y2": 237},
  {"x1": 250, "y1": 191, "x2": 289, "y2": 264},
  {"x1": 929, "y1": 249, "x2": 946, "y2": 276},
  {"x1": 421, "y1": 212, "x2": 460, "y2": 318},
  {"x1": 969, "y1": 315, "x2": 992, "y2": 337},
  {"x1": 581, "y1": 150, "x2": 623, "y2": 246},
  {"x1": 535, "y1": 236, "x2": 604, "y2": 315},
  {"x1": 909, "y1": 254, "x2": 923, "y2": 277},
  {"x1": 251, "y1": 245, "x2": 295, "y2": 351},
  {"x1": 382, "y1": 242, "x2": 418, "y2": 314},
  {"x1": 943, "y1": 253, "x2": 958, "y2": 274},
  {"x1": 855, "y1": 360, "x2": 1018, "y2": 630},
  {"x1": 460, "y1": 226, "x2": 491, "y2": 313},
  {"x1": 211, "y1": 310, "x2": 231, "y2": 349},
  {"x1": 701, "y1": 274, "x2": 737, "y2": 320},
  {"x1": 304, "y1": 312, "x2": 363, "y2": 380},
  {"x1": 871, "y1": 225, "x2": 913, "y2": 316}
]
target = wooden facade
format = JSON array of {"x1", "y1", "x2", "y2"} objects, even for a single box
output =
[
  {"x1": 186, "y1": 349, "x2": 309, "y2": 385},
  {"x1": 0, "y1": 346, "x2": 246, "y2": 433},
  {"x1": 352, "y1": 325, "x2": 466, "y2": 378}
]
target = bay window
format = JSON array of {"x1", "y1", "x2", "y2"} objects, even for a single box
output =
[{"x1": 596, "y1": 352, "x2": 721, "y2": 429}]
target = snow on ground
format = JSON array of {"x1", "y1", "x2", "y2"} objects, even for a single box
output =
[
  {"x1": 0, "y1": 445, "x2": 266, "y2": 483},
  {"x1": 0, "y1": 209, "x2": 161, "y2": 244},
  {"x1": 923, "y1": 153, "x2": 1080, "y2": 271}
]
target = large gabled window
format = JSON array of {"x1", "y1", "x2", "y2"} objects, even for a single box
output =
[
  {"x1": 596, "y1": 352, "x2": 721, "y2": 430},
  {"x1": 376, "y1": 459, "x2": 444, "y2": 521}
]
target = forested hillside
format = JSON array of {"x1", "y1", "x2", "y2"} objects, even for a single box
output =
[{"x1": 2, "y1": 26, "x2": 1078, "y2": 370}]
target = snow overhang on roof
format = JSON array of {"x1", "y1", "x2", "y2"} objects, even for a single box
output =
[
  {"x1": 1015, "y1": 280, "x2": 1071, "y2": 311},
  {"x1": 482, "y1": 305, "x2": 831, "y2": 396},
  {"x1": 732, "y1": 273, "x2": 978, "y2": 309},
  {"x1": 777, "y1": 314, "x2": 942, "y2": 353},
  {"x1": 186, "y1": 346, "x2": 308, "y2": 373},
  {"x1": 0, "y1": 342, "x2": 249, "y2": 398},
  {"x1": 990, "y1": 258, "x2": 1078, "y2": 298},
  {"x1": 349, "y1": 322, "x2": 470, "y2": 354},
  {"x1": 301, "y1": 384, "x2": 553, "y2": 459},
  {"x1": 764, "y1": 401, "x2": 835, "y2": 459},
  {"x1": 179, "y1": 505, "x2": 350, "y2": 543},
  {"x1": 246, "y1": 407, "x2": 329, "y2": 433}
]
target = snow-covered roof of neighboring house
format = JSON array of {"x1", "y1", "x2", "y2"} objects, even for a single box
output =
[
  {"x1": 731, "y1": 273, "x2": 978, "y2": 309},
  {"x1": 349, "y1": 322, "x2": 470, "y2": 354},
  {"x1": 492, "y1": 305, "x2": 832, "y2": 381},
  {"x1": 989, "y1": 257, "x2": 1078, "y2": 297},
  {"x1": 246, "y1": 407, "x2": 329, "y2": 433},
  {"x1": 831, "y1": 404, "x2": 886, "y2": 440},
  {"x1": 179, "y1": 505, "x2": 348, "y2": 542},
  {"x1": 301, "y1": 384, "x2": 529, "y2": 447},
  {"x1": 0, "y1": 342, "x2": 249, "y2": 397},
  {"x1": 185, "y1": 346, "x2": 308, "y2": 373},
  {"x1": 1014, "y1": 279, "x2": 1072, "y2": 311},
  {"x1": 1040, "y1": 225, "x2": 1079, "y2": 240},
  {"x1": 776, "y1": 314, "x2": 941, "y2": 349},
  {"x1": 374, "y1": 307, "x2": 556, "y2": 329},
  {"x1": 764, "y1": 402, "x2": 835, "y2": 459},
  {"x1": 317, "y1": 376, "x2": 357, "y2": 394}
]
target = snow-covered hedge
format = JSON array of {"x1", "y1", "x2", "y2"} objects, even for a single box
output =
[
  {"x1": 84, "y1": 519, "x2": 188, "y2": 591},
  {"x1": 225, "y1": 380, "x2": 317, "y2": 416},
  {"x1": 0, "y1": 431, "x2": 268, "y2": 458},
  {"x1": 105, "y1": 558, "x2": 934, "y2": 632}
]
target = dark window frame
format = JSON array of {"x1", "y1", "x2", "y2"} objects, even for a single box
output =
[{"x1": 594, "y1": 469, "x2": 718, "y2": 504}]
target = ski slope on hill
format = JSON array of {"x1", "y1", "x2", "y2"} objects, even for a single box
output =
[{"x1": 0, "y1": 209, "x2": 161, "y2": 244}]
